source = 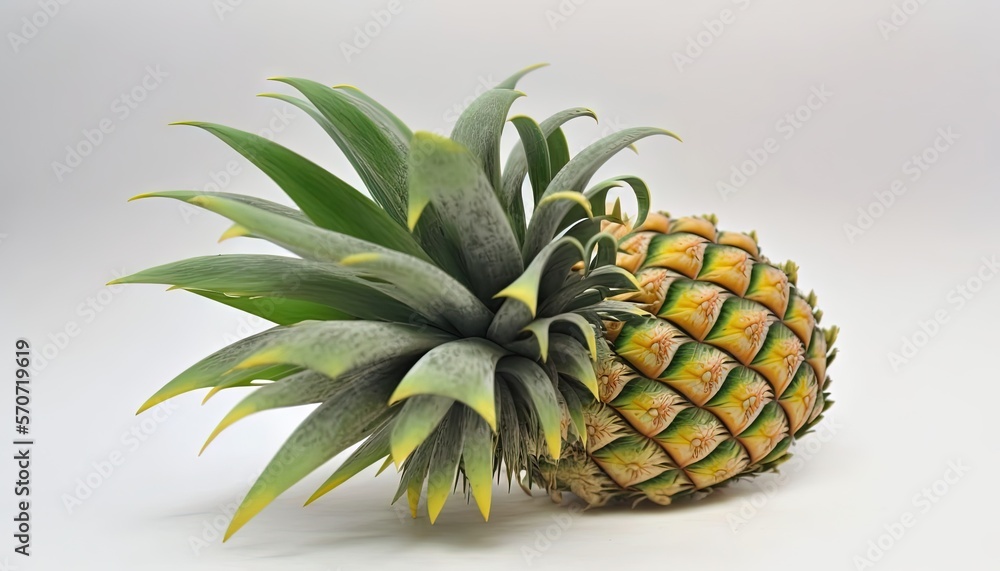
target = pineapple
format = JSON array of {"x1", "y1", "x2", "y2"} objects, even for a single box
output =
[
  {"x1": 115, "y1": 65, "x2": 835, "y2": 538},
  {"x1": 535, "y1": 213, "x2": 837, "y2": 506}
]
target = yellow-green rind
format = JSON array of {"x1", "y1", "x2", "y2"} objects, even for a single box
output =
[{"x1": 538, "y1": 213, "x2": 837, "y2": 506}]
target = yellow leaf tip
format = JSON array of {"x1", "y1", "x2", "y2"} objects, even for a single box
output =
[
  {"x1": 219, "y1": 225, "x2": 250, "y2": 243},
  {"x1": 135, "y1": 396, "x2": 162, "y2": 415},
  {"x1": 304, "y1": 486, "x2": 329, "y2": 506}
]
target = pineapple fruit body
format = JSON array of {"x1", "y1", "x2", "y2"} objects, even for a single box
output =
[{"x1": 537, "y1": 213, "x2": 837, "y2": 506}]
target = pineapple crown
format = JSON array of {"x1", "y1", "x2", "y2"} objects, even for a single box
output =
[{"x1": 114, "y1": 64, "x2": 680, "y2": 538}]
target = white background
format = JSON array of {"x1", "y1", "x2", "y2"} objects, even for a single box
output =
[{"x1": 2, "y1": 1, "x2": 998, "y2": 569}]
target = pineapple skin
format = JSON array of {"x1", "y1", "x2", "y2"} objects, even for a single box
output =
[{"x1": 537, "y1": 212, "x2": 837, "y2": 506}]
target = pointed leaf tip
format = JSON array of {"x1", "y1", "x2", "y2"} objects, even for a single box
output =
[
  {"x1": 135, "y1": 395, "x2": 164, "y2": 415},
  {"x1": 496, "y1": 63, "x2": 551, "y2": 90},
  {"x1": 218, "y1": 224, "x2": 251, "y2": 242},
  {"x1": 539, "y1": 191, "x2": 594, "y2": 217}
]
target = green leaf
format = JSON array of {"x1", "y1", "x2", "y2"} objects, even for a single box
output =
[
  {"x1": 390, "y1": 395, "x2": 454, "y2": 467},
  {"x1": 497, "y1": 357, "x2": 562, "y2": 459},
  {"x1": 451, "y1": 89, "x2": 524, "y2": 194},
  {"x1": 593, "y1": 299, "x2": 652, "y2": 317},
  {"x1": 393, "y1": 432, "x2": 433, "y2": 517},
  {"x1": 201, "y1": 367, "x2": 391, "y2": 453},
  {"x1": 426, "y1": 408, "x2": 465, "y2": 523},
  {"x1": 515, "y1": 118, "x2": 554, "y2": 204},
  {"x1": 408, "y1": 132, "x2": 523, "y2": 303},
  {"x1": 561, "y1": 218, "x2": 602, "y2": 250},
  {"x1": 338, "y1": 252, "x2": 492, "y2": 337},
  {"x1": 559, "y1": 378, "x2": 587, "y2": 447},
  {"x1": 130, "y1": 190, "x2": 312, "y2": 224},
  {"x1": 583, "y1": 232, "x2": 618, "y2": 273},
  {"x1": 112, "y1": 255, "x2": 415, "y2": 323},
  {"x1": 224, "y1": 372, "x2": 398, "y2": 540},
  {"x1": 200, "y1": 362, "x2": 306, "y2": 404},
  {"x1": 505, "y1": 116, "x2": 551, "y2": 244},
  {"x1": 539, "y1": 266, "x2": 640, "y2": 317},
  {"x1": 168, "y1": 123, "x2": 427, "y2": 259},
  {"x1": 549, "y1": 333, "x2": 598, "y2": 398},
  {"x1": 499, "y1": 107, "x2": 597, "y2": 215},
  {"x1": 485, "y1": 296, "x2": 535, "y2": 347},
  {"x1": 460, "y1": 407, "x2": 494, "y2": 520},
  {"x1": 495, "y1": 236, "x2": 585, "y2": 316},
  {"x1": 333, "y1": 84, "x2": 413, "y2": 143},
  {"x1": 565, "y1": 289, "x2": 606, "y2": 312},
  {"x1": 143, "y1": 192, "x2": 492, "y2": 336},
  {"x1": 233, "y1": 321, "x2": 451, "y2": 380},
  {"x1": 187, "y1": 290, "x2": 351, "y2": 325},
  {"x1": 521, "y1": 313, "x2": 597, "y2": 362},
  {"x1": 136, "y1": 327, "x2": 287, "y2": 413},
  {"x1": 546, "y1": 128, "x2": 571, "y2": 184},
  {"x1": 389, "y1": 338, "x2": 507, "y2": 429},
  {"x1": 487, "y1": 235, "x2": 586, "y2": 346},
  {"x1": 258, "y1": 93, "x2": 465, "y2": 281},
  {"x1": 306, "y1": 417, "x2": 394, "y2": 505},
  {"x1": 559, "y1": 175, "x2": 652, "y2": 233},
  {"x1": 268, "y1": 78, "x2": 410, "y2": 226},
  {"x1": 495, "y1": 63, "x2": 548, "y2": 90},
  {"x1": 576, "y1": 301, "x2": 650, "y2": 331},
  {"x1": 261, "y1": 90, "x2": 406, "y2": 156},
  {"x1": 494, "y1": 379, "x2": 524, "y2": 485},
  {"x1": 523, "y1": 127, "x2": 681, "y2": 260}
]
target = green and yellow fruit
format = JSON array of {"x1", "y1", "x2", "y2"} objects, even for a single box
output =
[
  {"x1": 116, "y1": 65, "x2": 835, "y2": 538},
  {"x1": 535, "y1": 213, "x2": 836, "y2": 505}
]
